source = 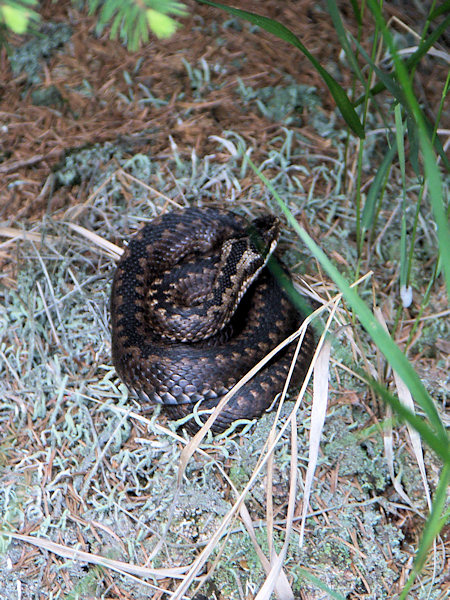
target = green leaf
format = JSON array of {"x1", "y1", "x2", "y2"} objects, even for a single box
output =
[
  {"x1": 88, "y1": 0, "x2": 187, "y2": 49},
  {"x1": 0, "y1": 4, "x2": 29, "y2": 33},
  {"x1": 110, "y1": 12, "x2": 122, "y2": 40},
  {"x1": 99, "y1": 0, "x2": 120, "y2": 25},
  {"x1": 88, "y1": 0, "x2": 101, "y2": 16},
  {"x1": 196, "y1": 0, "x2": 365, "y2": 138},
  {"x1": 150, "y1": 0, "x2": 188, "y2": 16}
]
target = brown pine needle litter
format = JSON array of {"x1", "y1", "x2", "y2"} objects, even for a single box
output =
[{"x1": 1, "y1": 2, "x2": 449, "y2": 599}]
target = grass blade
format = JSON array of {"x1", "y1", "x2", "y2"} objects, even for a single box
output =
[
  {"x1": 196, "y1": 0, "x2": 364, "y2": 138},
  {"x1": 325, "y1": 0, "x2": 364, "y2": 82},
  {"x1": 398, "y1": 463, "x2": 450, "y2": 599},
  {"x1": 296, "y1": 568, "x2": 347, "y2": 600},
  {"x1": 352, "y1": 31, "x2": 450, "y2": 172},
  {"x1": 351, "y1": 34, "x2": 407, "y2": 105},
  {"x1": 365, "y1": 378, "x2": 449, "y2": 463},
  {"x1": 245, "y1": 154, "x2": 448, "y2": 447},
  {"x1": 361, "y1": 138, "x2": 397, "y2": 231},
  {"x1": 354, "y1": 13, "x2": 450, "y2": 107},
  {"x1": 366, "y1": 0, "x2": 450, "y2": 299}
]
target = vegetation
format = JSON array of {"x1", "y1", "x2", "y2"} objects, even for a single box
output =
[
  {"x1": 0, "y1": 0, "x2": 448, "y2": 598},
  {"x1": 0, "y1": 0, "x2": 188, "y2": 43}
]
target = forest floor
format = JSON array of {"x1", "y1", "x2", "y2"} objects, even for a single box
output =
[{"x1": 0, "y1": 1, "x2": 448, "y2": 599}]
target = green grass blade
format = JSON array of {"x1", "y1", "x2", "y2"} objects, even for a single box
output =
[
  {"x1": 325, "y1": 0, "x2": 364, "y2": 82},
  {"x1": 348, "y1": 0, "x2": 362, "y2": 26},
  {"x1": 399, "y1": 463, "x2": 450, "y2": 599},
  {"x1": 429, "y1": 1, "x2": 450, "y2": 19},
  {"x1": 361, "y1": 138, "x2": 397, "y2": 231},
  {"x1": 297, "y1": 568, "x2": 347, "y2": 600},
  {"x1": 432, "y1": 70, "x2": 450, "y2": 148},
  {"x1": 353, "y1": 9, "x2": 450, "y2": 170},
  {"x1": 367, "y1": 378, "x2": 449, "y2": 463},
  {"x1": 406, "y1": 115, "x2": 420, "y2": 177},
  {"x1": 245, "y1": 154, "x2": 447, "y2": 446},
  {"x1": 394, "y1": 104, "x2": 408, "y2": 291},
  {"x1": 351, "y1": 35, "x2": 407, "y2": 105},
  {"x1": 366, "y1": 0, "x2": 450, "y2": 300},
  {"x1": 354, "y1": 13, "x2": 450, "y2": 106},
  {"x1": 196, "y1": 0, "x2": 364, "y2": 138},
  {"x1": 353, "y1": 28, "x2": 450, "y2": 173}
]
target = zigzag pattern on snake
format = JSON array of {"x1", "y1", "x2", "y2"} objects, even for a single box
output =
[{"x1": 110, "y1": 207, "x2": 315, "y2": 433}]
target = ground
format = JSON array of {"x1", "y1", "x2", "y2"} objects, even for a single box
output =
[{"x1": 0, "y1": 1, "x2": 448, "y2": 599}]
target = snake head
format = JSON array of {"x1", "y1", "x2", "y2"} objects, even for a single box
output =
[{"x1": 247, "y1": 214, "x2": 281, "y2": 263}]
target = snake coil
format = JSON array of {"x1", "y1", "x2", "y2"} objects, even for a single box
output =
[{"x1": 110, "y1": 207, "x2": 315, "y2": 433}]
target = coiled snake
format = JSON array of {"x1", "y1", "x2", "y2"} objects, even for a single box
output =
[{"x1": 110, "y1": 207, "x2": 315, "y2": 433}]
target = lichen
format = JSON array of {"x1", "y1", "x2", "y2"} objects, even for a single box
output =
[
  {"x1": 9, "y1": 22, "x2": 72, "y2": 86},
  {"x1": 237, "y1": 78, "x2": 321, "y2": 127}
]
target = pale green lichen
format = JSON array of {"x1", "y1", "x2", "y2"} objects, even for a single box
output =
[
  {"x1": 9, "y1": 22, "x2": 72, "y2": 85},
  {"x1": 236, "y1": 78, "x2": 321, "y2": 127}
]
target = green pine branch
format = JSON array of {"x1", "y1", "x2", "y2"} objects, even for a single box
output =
[{"x1": 0, "y1": 0, "x2": 188, "y2": 49}]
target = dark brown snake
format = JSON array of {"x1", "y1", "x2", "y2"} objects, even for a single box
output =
[{"x1": 110, "y1": 207, "x2": 315, "y2": 433}]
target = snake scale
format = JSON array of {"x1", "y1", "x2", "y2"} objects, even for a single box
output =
[{"x1": 110, "y1": 207, "x2": 315, "y2": 433}]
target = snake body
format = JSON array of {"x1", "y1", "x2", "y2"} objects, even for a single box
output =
[{"x1": 110, "y1": 207, "x2": 315, "y2": 433}]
